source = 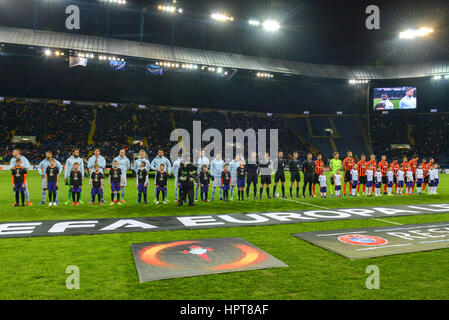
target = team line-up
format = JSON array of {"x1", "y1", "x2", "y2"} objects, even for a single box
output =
[{"x1": 9, "y1": 147, "x2": 440, "y2": 207}]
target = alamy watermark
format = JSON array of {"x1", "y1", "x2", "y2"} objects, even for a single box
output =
[
  {"x1": 66, "y1": 265, "x2": 80, "y2": 290},
  {"x1": 169, "y1": 121, "x2": 279, "y2": 175},
  {"x1": 365, "y1": 265, "x2": 380, "y2": 289}
]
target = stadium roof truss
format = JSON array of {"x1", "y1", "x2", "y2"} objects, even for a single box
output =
[{"x1": 1, "y1": 26, "x2": 449, "y2": 80}]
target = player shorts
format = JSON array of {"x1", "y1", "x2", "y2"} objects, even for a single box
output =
[
  {"x1": 156, "y1": 186, "x2": 167, "y2": 192},
  {"x1": 375, "y1": 182, "x2": 382, "y2": 188},
  {"x1": 222, "y1": 184, "x2": 230, "y2": 191},
  {"x1": 313, "y1": 173, "x2": 320, "y2": 184},
  {"x1": 13, "y1": 183, "x2": 25, "y2": 192},
  {"x1": 387, "y1": 181, "x2": 393, "y2": 188},
  {"x1": 261, "y1": 175, "x2": 271, "y2": 185},
  {"x1": 47, "y1": 182, "x2": 58, "y2": 192},
  {"x1": 275, "y1": 172, "x2": 285, "y2": 183},
  {"x1": 352, "y1": 180, "x2": 358, "y2": 188},
  {"x1": 247, "y1": 174, "x2": 258, "y2": 186},
  {"x1": 330, "y1": 176, "x2": 334, "y2": 185},
  {"x1": 290, "y1": 172, "x2": 301, "y2": 182},
  {"x1": 381, "y1": 176, "x2": 387, "y2": 184},
  {"x1": 174, "y1": 176, "x2": 179, "y2": 187},
  {"x1": 344, "y1": 171, "x2": 351, "y2": 183},
  {"x1": 91, "y1": 187, "x2": 103, "y2": 196},
  {"x1": 398, "y1": 181, "x2": 404, "y2": 187},
  {"x1": 230, "y1": 177, "x2": 237, "y2": 187},
  {"x1": 406, "y1": 181, "x2": 413, "y2": 188},
  {"x1": 335, "y1": 185, "x2": 341, "y2": 191},
  {"x1": 237, "y1": 178, "x2": 245, "y2": 188},
  {"x1": 71, "y1": 187, "x2": 82, "y2": 193},
  {"x1": 435, "y1": 178, "x2": 439, "y2": 186},
  {"x1": 41, "y1": 177, "x2": 48, "y2": 189},
  {"x1": 120, "y1": 174, "x2": 127, "y2": 187},
  {"x1": 417, "y1": 178, "x2": 423, "y2": 186},
  {"x1": 137, "y1": 184, "x2": 147, "y2": 193},
  {"x1": 201, "y1": 184, "x2": 209, "y2": 193},
  {"x1": 393, "y1": 176, "x2": 398, "y2": 185},
  {"x1": 367, "y1": 181, "x2": 373, "y2": 188},
  {"x1": 424, "y1": 176, "x2": 429, "y2": 184},
  {"x1": 320, "y1": 187, "x2": 327, "y2": 193},
  {"x1": 359, "y1": 176, "x2": 367, "y2": 184},
  {"x1": 213, "y1": 178, "x2": 222, "y2": 188},
  {"x1": 111, "y1": 182, "x2": 121, "y2": 192}
]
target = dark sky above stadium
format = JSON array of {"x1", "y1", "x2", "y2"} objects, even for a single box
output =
[{"x1": 3, "y1": 0, "x2": 449, "y2": 66}]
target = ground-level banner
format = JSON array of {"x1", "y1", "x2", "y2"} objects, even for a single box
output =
[
  {"x1": 131, "y1": 237, "x2": 287, "y2": 282},
  {"x1": 293, "y1": 221, "x2": 449, "y2": 260},
  {"x1": 1, "y1": 203, "x2": 449, "y2": 239}
]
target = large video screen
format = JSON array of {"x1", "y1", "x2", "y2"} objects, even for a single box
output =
[{"x1": 373, "y1": 87, "x2": 417, "y2": 110}]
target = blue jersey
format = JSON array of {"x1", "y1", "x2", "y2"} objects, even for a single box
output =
[
  {"x1": 133, "y1": 158, "x2": 150, "y2": 173},
  {"x1": 64, "y1": 156, "x2": 85, "y2": 179},
  {"x1": 37, "y1": 158, "x2": 63, "y2": 176},
  {"x1": 196, "y1": 156, "x2": 210, "y2": 173},
  {"x1": 113, "y1": 156, "x2": 131, "y2": 175},
  {"x1": 210, "y1": 158, "x2": 225, "y2": 178},
  {"x1": 229, "y1": 159, "x2": 245, "y2": 178},
  {"x1": 172, "y1": 158, "x2": 182, "y2": 178},
  {"x1": 87, "y1": 155, "x2": 106, "y2": 173},
  {"x1": 10, "y1": 156, "x2": 31, "y2": 170},
  {"x1": 150, "y1": 156, "x2": 172, "y2": 174}
]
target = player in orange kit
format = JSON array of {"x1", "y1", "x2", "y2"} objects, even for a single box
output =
[
  {"x1": 357, "y1": 154, "x2": 368, "y2": 195},
  {"x1": 378, "y1": 155, "x2": 389, "y2": 195},
  {"x1": 342, "y1": 151, "x2": 355, "y2": 196}
]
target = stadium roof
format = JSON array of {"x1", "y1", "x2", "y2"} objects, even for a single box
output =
[{"x1": 1, "y1": 26, "x2": 449, "y2": 80}]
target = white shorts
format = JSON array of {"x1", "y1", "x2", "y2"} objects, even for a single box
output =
[
  {"x1": 174, "y1": 176, "x2": 179, "y2": 187},
  {"x1": 120, "y1": 174, "x2": 127, "y2": 187},
  {"x1": 213, "y1": 178, "x2": 221, "y2": 188},
  {"x1": 230, "y1": 177, "x2": 237, "y2": 187},
  {"x1": 42, "y1": 177, "x2": 48, "y2": 189}
]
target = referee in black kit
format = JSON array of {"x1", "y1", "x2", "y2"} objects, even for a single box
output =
[{"x1": 302, "y1": 152, "x2": 315, "y2": 198}]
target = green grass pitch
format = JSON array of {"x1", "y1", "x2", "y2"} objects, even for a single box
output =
[{"x1": 0, "y1": 171, "x2": 448, "y2": 300}]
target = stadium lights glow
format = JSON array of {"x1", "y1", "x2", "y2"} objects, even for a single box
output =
[
  {"x1": 433, "y1": 74, "x2": 449, "y2": 80},
  {"x1": 262, "y1": 20, "x2": 280, "y2": 32},
  {"x1": 211, "y1": 13, "x2": 234, "y2": 22},
  {"x1": 44, "y1": 49, "x2": 51, "y2": 56},
  {"x1": 249, "y1": 20, "x2": 260, "y2": 26},
  {"x1": 99, "y1": 55, "x2": 125, "y2": 61},
  {"x1": 100, "y1": 0, "x2": 126, "y2": 5},
  {"x1": 349, "y1": 79, "x2": 369, "y2": 84},
  {"x1": 256, "y1": 72, "x2": 274, "y2": 78},
  {"x1": 158, "y1": 5, "x2": 182, "y2": 14},
  {"x1": 78, "y1": 52, "x2": 95, "y2": 59},
  {"x1": 399, "y1": 27, "x2": 433, "y2": 39}
]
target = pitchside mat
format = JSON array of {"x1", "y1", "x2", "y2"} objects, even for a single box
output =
[
  {"x1": 131, "y1": 237, "x2": 288, "y2": 282},
  {"x1": 1, "y1": 203, "x2": 449, "y2": 239},
  {"x1": 293, "y1": 221, "x2": 449, "y2": 260}
]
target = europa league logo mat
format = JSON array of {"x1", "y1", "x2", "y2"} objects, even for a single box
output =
[{"x1": 131, "y1": 237, "x2": 287, "y2": 282}]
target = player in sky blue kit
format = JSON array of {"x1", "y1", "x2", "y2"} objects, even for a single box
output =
[
  {"x1": 64, "y1": 148, "x2": 85, "y2": 205},
  {"x1": 113, "y1": 149, "x2": 131, "y2": 203},
  {"x1": 133, "y1": 150, "x2": 150, "y2": 203},
  {"x1": 195, "y1": 149, "x2": 210, "y2": 201},
  {"x1": 10, "y1": 148, "x2": 32, "y2": 206},
  {"x1": 229, "y1": 154, "x2": 244, "y2": 201},
  {"x1": 210, "y1": 153, "x2": 225, "y2": 201},
  {"x1": 87, "y1": 148, "x2": 107, "y2": 203},
  {"x1": 150, "y1": 149, "x2": 172, "y2": 202},
  {"x1": 172, "y1": 151, "x2": 183, "y2": 202},
  {"x1": 38, "y1": 151, "x2": 63, "y2": 205}
]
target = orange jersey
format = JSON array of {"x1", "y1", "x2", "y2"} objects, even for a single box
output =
[
  {"x1": 400, "y1": 161, "x2": 408, "y2": 173},
  {"x1": 357, "y1": 160, "x2": 368, "y2": 176},
  {"x1": 422, "y1": 162, "x2": 429, "y2": 176},
  {"x1": 367, "y1": 160, "x2": 377, "y2": 173},
  {"x1": 378, "y1": 160, "x2": 389, "y2": 176},
  {"x1": 391, "y1": 162, "x2": 400, "y2": 176},
  {"x1": 314, "y1": 160, "x2": 324, "y2": 175},
  {"x1": 343, "y1": 157, "x2": 355, "y2": 172},
  {"x1": 408, "y1": 159, "x2": 418, "y2": 174}
]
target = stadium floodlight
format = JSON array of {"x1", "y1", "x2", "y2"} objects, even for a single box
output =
[
  {"x1": 44, "y1": 49, "x2": 51, "y2": 56},
  {"x1": 262, "y1": 20, "x2": 280, "y2": 32},
  {"x1": 158, "y1": 5, "x2": 182, "y2": 14},
  {"x1": 445, "y1": 75, "x2": 449, "y2": 79},
  {"x1": 399, "y1": 27, "x2": 433, "y2": 39},
  {"x1": 100, "y1": 0, "x2": 126, "y2": 5},
  {"x1": 433, "y1": 75, "x2": 442, "y2": 80},
  {"x1": 211, "y1": 13, "x2": 234, "y2": 22},
  {"x1": 249, "y1": 20, "x2": 260, "y2": 26}
]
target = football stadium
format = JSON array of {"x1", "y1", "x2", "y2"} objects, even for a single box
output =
[{"x1": 1, "y1": 0, "x2": 449, "y2": 307}]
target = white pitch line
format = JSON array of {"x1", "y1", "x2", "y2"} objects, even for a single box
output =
[
  {"x1": 371, "y1": 218, "x2": 403, "y2": 226},
  {"x1": 356, "y1": 243, "x2": 412, "y2": 251},
  {"x1": 280, "y1": 198, "x2": 330, "y2": 210},
  {"x1": 281, "y1": 198, "x2": 404, "y2": 226}
]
